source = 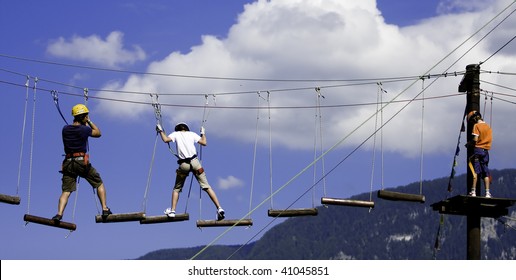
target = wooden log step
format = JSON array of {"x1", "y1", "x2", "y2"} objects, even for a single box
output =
[
  {"x1": 23, "y1": 214, "x2": 77, "y2": 231},
  {"x1": 377, "y1": 190, "x2": 425, "y2": 203},
  {"x1": 196, "y1": 219, "x2": 253, "y2": 228},
  {"x1": 321, "y1": 197, "x2": 375, "y2": 208},
  {"x1": 267, "y1": 208, "x2": 318, "y2": 217},
  {"x1": 95, "y1": 212, "x2": 145, "y2": 223},
  {"x1": 0, "y1": 194, "x2": 21, "y2": 205},
  {"x1": 140, "y1": 213, "x2": 190, "y2": 224}
]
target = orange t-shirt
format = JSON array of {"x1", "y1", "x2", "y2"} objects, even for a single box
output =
[{"x1": 472, "y1": 121, "x2": 492, "y2": 150}]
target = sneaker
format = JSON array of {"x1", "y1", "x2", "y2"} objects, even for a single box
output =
[
  {"x1": 485, "y1": 192, "x2": 492, "y2": 198},
  {"x1": 52, "y1": 214, "x2": 62, "y2": 222},
  {"x1": 102, "y1": 208, "x2": 112, "y2": 216},
  {"x1": 217, "y1": 208, "x2": 225, "y2": 221},
  {"x1": 164, "y1": 208, "x2": 175, "y2": 218},
  {"x1": 468, "y1": 190, "x2": 476, "y2": 197}
]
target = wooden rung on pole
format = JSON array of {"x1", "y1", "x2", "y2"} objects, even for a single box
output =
[
  {"x1": 0, "y1": 194, "x2": 21, "y2": 205},
  {"x1": 321, "y1": 197, "x2": 375, "y2": 208},
  {"x1": 140, "y1": 213, "x2": 190, "y2": 224},
  {"x1": 95, "y1": 212, "x2": 145, "y2": 223},
  {"x1": 377, "y1": 190, "x2": 425, "y2": 203},
  {"x1": 196, "y1": 219, "x2": 253, "y2": 228},
  {"x1": 267, "y1": 208, "x2": 318, "y2": 217},
  {"x1": 23, "y1": 214, "x2": 77, "y2": 231}
]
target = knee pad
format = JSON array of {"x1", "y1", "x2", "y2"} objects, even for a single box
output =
[{"x1": 195, "y1": 167, "x2": 204, "y2": 175}]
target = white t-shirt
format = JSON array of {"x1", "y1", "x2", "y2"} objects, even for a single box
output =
[{"x1": 168, "y1": 131, "x2": 201, "y2": 159}]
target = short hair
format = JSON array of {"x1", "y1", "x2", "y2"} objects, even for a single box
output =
[
  {"x1": 468, "y1": 111, "x2": 482, "y2": 122},
  {"x1": 74, "y1": 113, "x2": 88, "y2": 123},
  {"x1": 174, "y1": 122, "x2": 190, "y2": 131}
]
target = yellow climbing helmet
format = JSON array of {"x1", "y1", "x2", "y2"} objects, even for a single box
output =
[{"x1": 72, "y1": 104, "x2": 89, "y2": 116}]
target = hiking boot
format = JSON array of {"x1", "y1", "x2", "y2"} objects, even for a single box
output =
[
  {"x1": 52, "y1": 214, "x2": 62, "y2": 222},
  {"x1": 485, "y1": 192, "x2": 492, "y2": 198},
  {"x1": 102, "y1": 208, "x2": 112, "y2": 217},
  {"x1": 468, "y1": 190, "x2": 476, "y2": 197},
  {"x1": 217, "y1": 208, "x2": 225, "y2": 221},
  {"x1": 164, "y1": 208, "x2": 175, "y2": 218}
]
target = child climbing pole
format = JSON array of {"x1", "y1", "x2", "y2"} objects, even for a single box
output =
[{"x1": 465, "y1": 110, "x2": 493, "y2": 198}]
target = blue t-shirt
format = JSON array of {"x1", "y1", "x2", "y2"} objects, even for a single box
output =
[{"x1": 62, "y1": 124, "x2": 92, "y2": 154}]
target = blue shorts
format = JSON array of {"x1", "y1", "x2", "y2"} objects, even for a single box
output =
[{"x1": 471, "y1": 148, "x2": 490, "y2": 178}]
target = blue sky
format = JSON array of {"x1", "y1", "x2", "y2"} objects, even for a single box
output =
[{"x1": 1, "y1": 0, "x2": 516, "y2": 262}]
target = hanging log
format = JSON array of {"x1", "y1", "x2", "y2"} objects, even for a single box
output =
[
  {"x1": 0, "y1": 194, "x2": 21, "y2": 205},
  {"x1": 196, "y1": 219, "x2": 253, "y2": 228},
  {"x1": 23, "y1": 214, "x2": 77, "y2": 231},
  {"x1": 267, "y1": 208, "x2": 318, "y2": 217},
  {"x1": 140, "y1": 213, "x2": 190, "y2": 224},
  {"x1": 377, "y1": 190, "x2": 425, "y2": 203},
  {"x1": 95, "y1": 212, "x2": 145, "y2": 223},
  {"x1": 321, "y1": 197, "x2": 375, "y2": 208}
]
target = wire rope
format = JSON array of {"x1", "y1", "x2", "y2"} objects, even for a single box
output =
[
  {"x1": 419, "y1": 78, "x2": 425, "y2": 195},
  {"x1": 267, "y1": 91, "x2": 274, "y2": 210},
  {"x1": 25, "y1": 77, "x2": 38, "y2": 215},
  {"x1": 141, "y1": 121, "x2": 160, "y2": 214},
  {"x1": 477, "y1": 5, "x2": 516, "y2": 65},
  {"x1": 0, "y1": 53, "x2": 463, "y2": 83},
  {"x1": 380, "y1": 83, "x2": 385, "y2": 192},
  {"x1": 314, "y1": 87, "x2": 327, "y2": 199},
  {"x1": 369, "y1": 83, "x2": 384, "y2": 200},
  {"x1": 248, "y1": 93, "x2": 263, "y2": 220},
  {"x1": 197, "y1": 95, "x2": 210, "y2": 222},
  {"x1": 0, "y1": 65, "x2": 465, "y2": 98},
  {"x1": 16, "y1": 76, "x2": 30, "y2": 198},
  {"x1": 489, "y1": 91, "x2": 493, "y2": 127},
  {"x1": 0, "y1": 77, "x2": 466, "y2": 109},
  {"x1": 376, "y1": 82, "x2": 387, "y2": 193},
  {"x1": 312, "y1": 92, "x2": 318, "y2": 204}
]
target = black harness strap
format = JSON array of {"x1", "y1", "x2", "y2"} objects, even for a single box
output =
[{"x1": 177, "y1": 154, "x2": 197, "y2": 165}]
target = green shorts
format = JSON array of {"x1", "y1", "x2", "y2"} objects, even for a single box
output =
[{"x1": 61, "y1": 159, "x2": 103, "y2": 192}]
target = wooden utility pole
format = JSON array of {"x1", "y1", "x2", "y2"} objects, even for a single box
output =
[
  {"x1": 431, "y1": 64, "x2": 515, "y2": 260},
  {"x1": 463, "y1": 64, "x2": 481, "y2": 259}
]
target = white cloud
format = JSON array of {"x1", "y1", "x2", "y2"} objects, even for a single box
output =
[
  {"x1": 46, "y1": 31, "x2": 146, "y2": 68},
  {"x1": 217, "y1": 175, "x2": 245, "y2": 190},
  {"x1": 96, "y1": 0, "x2": 516, "y2": 164}
]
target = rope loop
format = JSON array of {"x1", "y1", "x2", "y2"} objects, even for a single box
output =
[{"x1": 51, "y1": 90, "x2": 68, "y2": 124}]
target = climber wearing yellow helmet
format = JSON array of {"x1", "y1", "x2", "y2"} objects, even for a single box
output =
[{"x1": 52, "y1": 104, "x2": 112, "y2": 222}]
